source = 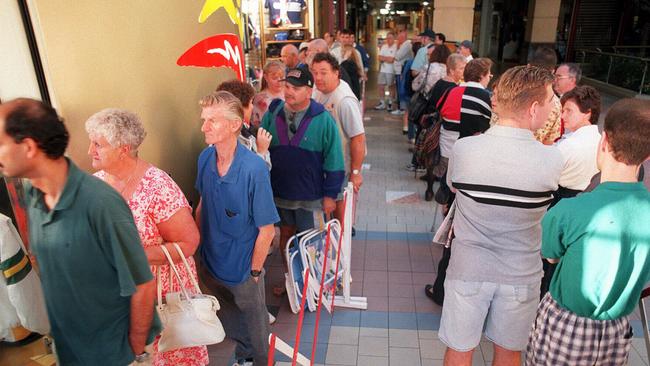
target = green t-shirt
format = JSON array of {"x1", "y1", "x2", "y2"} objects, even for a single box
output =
[
  {"x1": 542, "y1": 182, "x2": 650, "y2": 320},
  {"x1": 28, "y1": 160, "x2": 161, "y2": 365}
]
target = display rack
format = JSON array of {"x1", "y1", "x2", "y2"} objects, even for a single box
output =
[{"x1": 258, "y1": 1, "x2": 312, "y2": 65}]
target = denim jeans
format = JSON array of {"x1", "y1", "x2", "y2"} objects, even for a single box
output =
[{"x1": 197, "y1": 257, "x2": 270, "y2": 364}]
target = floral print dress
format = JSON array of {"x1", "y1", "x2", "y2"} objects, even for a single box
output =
[{"x1": 95, "y1": 167, "x2": 209, "y2": 366}]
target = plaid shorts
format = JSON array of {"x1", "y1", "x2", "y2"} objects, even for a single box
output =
[{"x1": 525, "y1": 293, "x2": 633, "y2": 365}]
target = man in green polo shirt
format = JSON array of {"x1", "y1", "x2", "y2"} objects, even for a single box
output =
[
  {"x1": 526, "y1": 99, "x2": 650, "y2": 365},
  {"x1": 0, "y1": 98, "x2": 160, "y2": 365}
]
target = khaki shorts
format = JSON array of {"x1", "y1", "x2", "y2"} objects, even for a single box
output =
[
  {"x1": 439, "y1": 279, "x2": 540, "y2": 352},
  {"x1": 378, "y1": 72, "x2": 395, "y2": 86}
]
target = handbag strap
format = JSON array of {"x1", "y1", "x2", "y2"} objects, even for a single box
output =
[
  {"x1": 434, "y1": 86, "x2": 453, "y2": 112},
  {"x1": 159, "y1": 245, "x2": 192, "y2": 301},
  {"x1": 418, "y1": 63, "x2": 432, "y2": 93},
  {"x1": 171, "y1": 243, "x2": 203, "y2": 295}
]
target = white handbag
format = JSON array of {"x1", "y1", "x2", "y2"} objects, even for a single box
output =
[{"x1": 156, "y1": 244, "x2": 225, "y2": 352}]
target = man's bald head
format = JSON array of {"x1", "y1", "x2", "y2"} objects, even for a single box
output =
[
  {"x1": 307, "y1": 38, "x2": 329, "y2": 65},
  {"x1": 0, "y1": 98, "x2": 69, "y2": 159},
  {"x1": 281, "y1": 44, "x2": 300, "y2": 69}
]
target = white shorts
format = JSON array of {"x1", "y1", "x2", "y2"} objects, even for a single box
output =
[
  {"x1": 438, "y1": 279, "x2": 540, "y2": 352},
  {"x1": 377, "y1": 72, "x2": 395, "y2": 86}
]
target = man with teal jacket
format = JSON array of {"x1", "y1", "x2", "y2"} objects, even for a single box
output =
[{"x1": 261, "y1": 67, "x2": 344, "y2": 271}]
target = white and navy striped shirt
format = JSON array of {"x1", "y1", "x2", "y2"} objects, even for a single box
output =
[{"x1": 446, "y1": 125, "x2": 563, "y2": 285}]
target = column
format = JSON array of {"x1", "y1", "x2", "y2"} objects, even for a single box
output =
[
  {"x1": 527, "y1": 0, "x2": 562, "y2": 46},
  {"x1": 432, "y1": 0, "x2": 475, "y2": 42}
]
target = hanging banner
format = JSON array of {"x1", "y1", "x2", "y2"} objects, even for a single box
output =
[{"x1": 177, "y1": 33, "x2": 246, "y2": 81}]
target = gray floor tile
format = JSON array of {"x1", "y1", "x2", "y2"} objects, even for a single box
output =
[
  {"x1": 389, "y1": 328, "x2": 420, "y2": 348},
  {"x1": 419, "y1": 338, "x2": 446, "y2": 360},
  {"x1": 325, "y1": 344, "x2": 358, "y2": 365},
  {"x1": 359, "y1": 336, "x2": 389, "y2": 357},
  {"x1": 360, "y1": 326, "x2": 389, "y2": 338},
  {"x1": 328, "y1": 326, "x2": 360, "y2": 345},
  {"x1": 388, "y1": 296, "x2": 416, "y2": 312},
  {"x1": 389, "y1": 347, "x2": 422, "y2": 366},
  {"x1": 357, "y1": 355, "x2": 389, "y2": 366},
  {"x1": 388, "y1": 283, "x2": 414, "y2": 297}
]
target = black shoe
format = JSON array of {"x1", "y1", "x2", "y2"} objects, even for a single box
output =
[
  {"x1": 351, "y1": 226, "x2": 356, "y2": 237},
  {"x1": 419, "y1": 175, "x2": 428, "y2": 181},
  {"x1": 424, "y1": 284, "x2": 444, "y2": 306}
]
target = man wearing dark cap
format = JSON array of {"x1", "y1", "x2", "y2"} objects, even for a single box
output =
[
  {"x1": 412, "y1": 28, "x2": 436, "y2": 76},
  {"x1": 260, "y1": 68, "x2": 345, "y2": 272},
  {"x1": 459, "y1": 40, "x2": 474, "y2": 62}
]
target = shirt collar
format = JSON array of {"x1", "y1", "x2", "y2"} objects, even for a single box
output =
[
  {"x1": 212, "y1": 142, "x2": 244, "y2": 183},
  {"x1": 29, "y1": 157, "x2": 84, "y2": 214},
  {"x1": 461, "y1": 81, "x2": 485, "y2": 89},
  {"x1": 486, "y1": 125, "x2": 536, "y2": 140}
]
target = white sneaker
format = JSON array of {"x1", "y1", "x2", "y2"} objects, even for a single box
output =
[
  {"x1": 391, "y1": 109, "x2": 404, "y2": 115},
  {"x1": 268, "y1": 312, "x2": 276, "y2": 324},
  {"x1": 374, "y1": 102, "x2": 386, "y2": 110}
]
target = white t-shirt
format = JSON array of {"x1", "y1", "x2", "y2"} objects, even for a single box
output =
[
  {"x1": 379, "y1": 44, "x2": 397, "y2": 74},
  {"x1": 557, "y1": 124, "x2": 601, "y2": 190},
  {"x1": 312, "y1": 80, "x2": 364, "y2": 171}
]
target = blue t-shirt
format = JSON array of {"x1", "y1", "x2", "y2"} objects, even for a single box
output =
[
  {"x1": 411, "y1": 44, "x2": 432, "y2": 72},
  {"x1": 196, "y1": 143, "x2": 280, "y2": 286}
]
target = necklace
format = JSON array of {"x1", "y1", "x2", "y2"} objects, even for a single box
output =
[{"x1": 118, "y1": 159, "x2": 138, "y2": 195}]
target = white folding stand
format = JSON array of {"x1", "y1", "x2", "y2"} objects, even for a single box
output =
[{"x1": 334, "y1": 183, "x2": 368, "y2": 310}]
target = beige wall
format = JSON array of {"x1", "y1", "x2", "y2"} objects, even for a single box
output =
[
  {"x1": 529, "y1": 0, "x2": 562, "y2": 43},
  {"x1": 30, "y1": 1, "x2": 239, "y2": 204},
  {"x1": 432, "y1": 0, "x2": 474, "y2": 42}
]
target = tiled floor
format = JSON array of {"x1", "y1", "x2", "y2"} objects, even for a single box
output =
[{"x1": 206, "y1": 102, "x2": 650, "y2": 365}]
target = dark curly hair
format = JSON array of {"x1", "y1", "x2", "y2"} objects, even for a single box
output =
[
  {"x1": 4, "y1": 98, "x2": 69, "y2": 159},
  {"x1": 312, "y1": 52, "x2": 340, "y2": 73},
  {"x1": 560, "y1": 85, "x2": 601, "y2": 125},
  {"x1": 217, "y1": 79, "x2": 256, "y2": 108}
]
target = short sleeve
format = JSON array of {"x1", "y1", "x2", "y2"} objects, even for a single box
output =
[
  {"x1": 95, "y1": 197, "x2": 153, "y2": 296},
  {"x1": 149, "y1": 170, "x2": 190, "y2": 225},
  {"x1": 250, "y1": 166, "x2": 280, "y2": 228},
  {"x1": 195, "y1": 148, "x2": 210, "y2": 195},
  {"x1": 541, "y1": 205, "x2": 567, "y2": 259},
  {"x1": 338, "y1": 98, "x2": 365, "y2": 138}
]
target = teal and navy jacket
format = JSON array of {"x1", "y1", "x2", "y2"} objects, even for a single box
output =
[{"x1": 261, "y1": 99, "x2": 345, "y2": 201}]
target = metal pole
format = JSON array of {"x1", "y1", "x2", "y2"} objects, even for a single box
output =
[
  {"x1": 640, "y1": 62, "x2": 648, "y2": 95},
  {"x1": 606, "y1": 55, "x2": 613, "y2": 84}
]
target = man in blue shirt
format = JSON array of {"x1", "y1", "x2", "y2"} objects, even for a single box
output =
[
  {"x1": 195, "y1": 91, "x2": 279, "y2": 366},
  {"x1": 411, "y1": 28, "x2": 436, "y2": 76}
]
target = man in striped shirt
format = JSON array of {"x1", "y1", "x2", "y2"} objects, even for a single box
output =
[{"x1": 438, "y1": 66, "x2": 563, "y2": 366}]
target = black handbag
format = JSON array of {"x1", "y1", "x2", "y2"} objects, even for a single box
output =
[{"x1": 407, "y1": 63, "x2": 432, "y2": 126}]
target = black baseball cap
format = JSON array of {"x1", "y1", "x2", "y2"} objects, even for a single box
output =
[
  {"x1": 418, "y1": 29, "x2": 436, "y2": 40},
  {"x1": 282, "y1": 67, "x2": 314, "y2": 88}
]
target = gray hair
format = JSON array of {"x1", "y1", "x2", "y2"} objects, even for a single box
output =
[
  {"x1": 85, "y1": 108, "x2": 146, "y2": 151},
  {"x1": 199, "y1": 90, "x2": 244, "y2": 125},
  {"x1": 559, "y1": 62, "x2": 582, "y2": 82}
]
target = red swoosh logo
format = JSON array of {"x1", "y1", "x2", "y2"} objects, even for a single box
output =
[{"x1": 177, "y1": 33, "x2": 245, "y2": 81}]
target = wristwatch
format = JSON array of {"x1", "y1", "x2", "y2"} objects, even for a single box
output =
[
  {"x1": 351, "y1": 169, "x2": 360, "y2": 175},
  {"x1": 250, "y1": 269, "x2": 262, "y2": 277},
  {"x1": 135, "y1": 352, "x2": 150, "y2": 363}
]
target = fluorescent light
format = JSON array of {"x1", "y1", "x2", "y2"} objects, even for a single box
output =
[
  {"x1": 379, "y1": 8, "x2": 389, "y2": 14},
  {"x1": 422, "y1": 1, "x2": 429, "y2": 5}
]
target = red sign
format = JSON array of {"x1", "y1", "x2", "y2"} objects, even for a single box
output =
[{"x1": 177, "y1": 33, "x2": 245, "y2": 81}]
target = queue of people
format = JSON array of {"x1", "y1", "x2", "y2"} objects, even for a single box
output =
[{"x1": 0, "y1": 26, "x2": 648, "y2": 366}]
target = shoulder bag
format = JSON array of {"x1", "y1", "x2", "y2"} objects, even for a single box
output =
[{"x1": 156, "y1": 244, "x2": 225, "y2": 352}]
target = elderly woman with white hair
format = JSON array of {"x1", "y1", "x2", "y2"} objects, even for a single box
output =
[{"x1": 85, "y1": 109, "x2": 208, "y2": 366}]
